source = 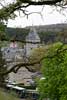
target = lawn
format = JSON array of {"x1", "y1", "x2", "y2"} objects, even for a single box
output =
[{"x1": 0, "y1": 89, "x2": 20, "y2": 100}]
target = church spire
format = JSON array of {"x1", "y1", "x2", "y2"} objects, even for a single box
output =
[
  {"x1": 26, "y1": 26, "x2": 40, "y2": 43},
  {"x1": 25, "y1": 26, "x2": 40, "y2": 56}
]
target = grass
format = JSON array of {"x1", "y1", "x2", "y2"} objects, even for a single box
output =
[{"x1": 0, "y1": 89, "x2": 20, "y2": 100}]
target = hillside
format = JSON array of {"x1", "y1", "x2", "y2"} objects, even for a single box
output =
[
  {"x1": 5, "y1": 27, "x2": 29, "y2": 41},
  {"x1": 26, "y1": 23, "x2": 67, "y2": 32},
  {"x1": 5, "y1": 23, "x2": 67, "y2": 43},
  {"x1": 0, "y1": 89, "x2": 19, "y2": 100}
]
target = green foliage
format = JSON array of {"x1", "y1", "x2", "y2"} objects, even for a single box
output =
[
  {"x1": 0, "y1": 22, "x2": 7, "y2": 41},
  {"x1": 38, "y1": 31, "x2": 57, "y2": 43},
  {"x1": 6, "y1": 27, "x2": 29, "y2": 41},
  {"x1": 38, "y1": 42, "x2": 67, "y2": 100},
  {"x1": 0, "y1": 48, "x2": 7, "y2": 87},
  {"x1": 5, "y1": 28, "x2": 58, "y2": 44},
  {"x1": 0, "y1": 22, "x2": 8, "y2": 85},
  {"x1": 0, "y1": 89, "x2": 19, "y2": 100}
]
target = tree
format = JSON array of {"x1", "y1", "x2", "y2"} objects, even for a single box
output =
[
  {"x1": 58, "y1": 29, "x2": 67, "y2": 43},
  {"x1": 38, "y1": 42, "x2": 67, "y2": 100},
  {"x1": 0, "y1": 22, "x2": 8, "y2": 87},
  {"x1": 0, "y1": 47, "x2": 7, "y2": 87},
  {"x1": 0, "y1": 0, "x2": 66, "y2": 75},
  {"x1": 0, "y1": 1, "x2": 66, "y2": 98},
  {"x1": 0, "y1": 0, "x2": 66, "y2": 20}
]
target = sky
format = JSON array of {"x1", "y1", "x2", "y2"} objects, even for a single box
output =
[
  {"x1": 7, "y1": 5, "x2": 67, "y2": 28},
  {"x1": 1, "y1": 0, "x2": 67, "y2": 28}
]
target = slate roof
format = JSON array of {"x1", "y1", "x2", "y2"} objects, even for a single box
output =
[{"x1": 26, "y1": 28, "x2": 40, "y2": 42}]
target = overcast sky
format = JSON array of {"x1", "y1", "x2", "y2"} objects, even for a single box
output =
[
  {"x1": 7, "y1": 5, "x2": 67, "y2": 28},
  {"x1": 1, "y1": 0, "x2": 66, "y2": 28}
]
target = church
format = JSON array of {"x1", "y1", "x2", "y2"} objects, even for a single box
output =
[
  {"x1": 2, "y1": 27, "x2": 41, "y2": 85},
  {"x1": 24, "y1": 27, "x2": 40, "y2": 56}
]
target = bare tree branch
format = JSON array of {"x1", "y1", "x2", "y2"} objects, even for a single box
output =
[
  {"x1": 19, "y1": 8, "x2": 43, "y2": 19},
  {"x1": 1, "y1": 39, "x2": 41, "y2": 44},
  {"x1": 1, "y1": 43, "x2": 67, "y2": 76},
  {"x1": 0, "y1": 0, "x2": 63, "y2": 20},
  {"x1": 0, "y1": 61, "x2": 40, "y2": 75},
  {"x1": 18, "y1": 0, "x2": 62, "y2": 6}
]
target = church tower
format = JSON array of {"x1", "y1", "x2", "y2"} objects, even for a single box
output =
[{"x1": 24, "y1": 27, "x2": 40, "y2": 56}]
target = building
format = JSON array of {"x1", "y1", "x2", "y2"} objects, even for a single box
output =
[
  {"x1": 2, "y1": 27, "x2": 40, "y2": 85},
  {"x1": 8, "y1": 67, "x2": 34, "y2": 86},
  {"x1": 2, "y1": 46, "x2": 24, "y2": 62},
  {"x1": 24, "y1": 27, "x2": 40, "y2": 56}
]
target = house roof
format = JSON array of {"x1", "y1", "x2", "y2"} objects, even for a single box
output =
[{"x1": 26, "y1": 28, "x2": 40, "y2": 42}]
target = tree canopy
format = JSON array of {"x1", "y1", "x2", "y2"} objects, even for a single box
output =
[
  {"x1": 38, "y1": 42, "x2": 67, "y2": 100},
  {"x1": 0, "y1": 0, "x2": 67, "y2": 76},
  {"x1": 0, "y1": 1, "x2": 67, "y2": 99},
  {"x1": 0, "y1": 47, "x2": 7, "y2": 87}
]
